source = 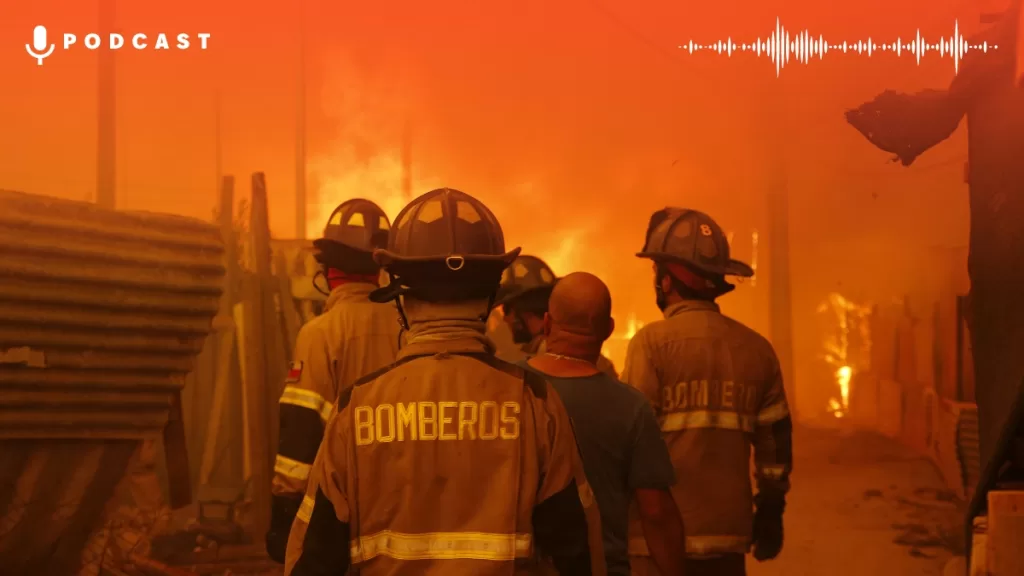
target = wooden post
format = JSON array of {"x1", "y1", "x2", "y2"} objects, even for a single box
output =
[
  {"x1": 242, "y1": 175, "x2": 271, "y2": 535},
  {"x1": 198, "y1": 176, "x2": 238, "y2": 489},
  {"x1": 768, "y1": 181, "x2": 797, "y2": 420},
  {"x1": 163, "y1": 391, "x2": 193, "y2": 508},
  {"x1": 96, "y1": 0, "x2": 116, "y2": 208},
  {"x1": 242, "y1": 172, "x2": 287, "y2": 535},
  {"x1": 275, "y1": 250, "x2": 302, "y2": 357}
]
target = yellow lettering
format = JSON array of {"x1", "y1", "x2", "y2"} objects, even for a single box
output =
[
  {"x1": 746, "y1": 385, "x2": 759, "y2": 412},
  {"x1": 662, "y1": 385, "x2": 675, "y2": 412},
  {"x1": 375, "y1": 404, "x2": 396, "y2": 443},
  {"x1": 355, "y1": 406, "x2": 374, "y2": 445},
  {"x1": 396, "y1": 403, "x2": 417, "y2": 441},
  {"x1": 690, "y1": 380, "x2": 701, "y2": 408},
  {"x1": 722, "y1": 381, "x2": 734, "y2": 410},
  {"x1": 700, "y1": 380, "x2": 709, "y2": 407},
  {"x1": 458, "y1": 402, "x2": 478, "y2": 440},
  {"x1": 418, "y1": 401, "x2": 437, "y2": 440},
  {"x1": 438, "y1": 402, "x2": 458, "y2": 440},
  {"x1": 500, "y1": 402, "x2": 520, "y2": 439},
  {"x1": 675, "y1": 381, "x2": 688, "y2": 410},
  {"x1": 479, "y1": 401, "x2": 499, "y2": 440}
]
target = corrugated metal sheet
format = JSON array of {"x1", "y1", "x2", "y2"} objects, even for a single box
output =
[
  {"x1": 0, "y1": 191, "x2": 224, "y2": 573},
  {"x1": 958, "y1": 405, "x2": 982, "y2": 499},
  {"x1": 0, "y1": 190, "x2": 224, "y2": 440},
  {"x1": 0, "y1": 439, "x2": 136, "y2": 575}
]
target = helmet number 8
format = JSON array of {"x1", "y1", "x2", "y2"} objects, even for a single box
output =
[{"x1": 700, "y1": 224, "x2": 713, "y2": 236}]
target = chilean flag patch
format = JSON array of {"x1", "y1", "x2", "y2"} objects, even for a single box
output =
[{"x1": 285, "y1": 361, "x2": 304, "y2": 383}]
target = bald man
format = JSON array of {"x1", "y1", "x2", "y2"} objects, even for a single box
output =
[{"x1": 524, "y1": 273, "x2": 687, "y2": 576}]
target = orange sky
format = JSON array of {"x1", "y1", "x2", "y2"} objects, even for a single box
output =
[{"x1": 0, "y1": 0, "x2": 990, "y2": 415}]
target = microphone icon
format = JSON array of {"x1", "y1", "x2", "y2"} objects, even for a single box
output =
[{"x1": 26, "y1": 25, "x2": 55, "y2": 65}]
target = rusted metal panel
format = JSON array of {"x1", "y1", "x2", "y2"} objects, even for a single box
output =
[
  {"x1": 0, "y1": 190, "x2": 224, "y2": 440},
  {"x1": 0, "y1": 191, "x2": 223, "y2": 570},
  {"x1": 0, "y1": 439, "x2": 136, "y2": 575}
]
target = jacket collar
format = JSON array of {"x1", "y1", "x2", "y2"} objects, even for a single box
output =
[
  {"x1": 324, "y1": 282, "x2": 376, "y2": 313},
  {"x1": 398, "y1": 320, "x2": 495, "y2": 360},
  {"x1": 663, "y1": 298, "x2": 720, "y2": 319}
]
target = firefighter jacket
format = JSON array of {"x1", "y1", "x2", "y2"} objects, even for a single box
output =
[
  {"x1": 621, "y1": 299, "x2": 792, "y2": 558},
  {"x1": 284, "y1": 303, "x2": 607, "y2": 576},
  {"x1": 271, "y1": 283, "x2": 401, "y2": 514}
]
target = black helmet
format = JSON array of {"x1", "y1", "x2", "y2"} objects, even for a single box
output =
[
  {"x1": 311, "y1": 199, "x2": 390, "y2": 275},
  {"x1": 494, "y1": 255, "x2": 559, "y2": 308},
  {"x1": 636, "y1": 208, "x2": 753, "y2": 277},
  {"x1": 370, "y1": 188, "x2": 520, "y2": 303},
  {"x1": 313, "y1": 198, "x2": 390, "y2": 252}
]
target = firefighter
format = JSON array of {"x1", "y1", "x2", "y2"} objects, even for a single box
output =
[
  {"x1": 285, "y1": 187, "x2": 606, "y2": 576},
  {"x1": 622, "y1": 208, "x2": 792, "y2": 576},
  {"x1": 265, "y1": 199, "x2": 401, "y2": 564},
  {"x1": 493, "y1": 254, "x2": 619, "y2": 378}
]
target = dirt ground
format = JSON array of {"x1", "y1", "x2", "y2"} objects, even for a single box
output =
[
  {"x1": 149, "y1": 424, "x2": 965, "y2": 575},
  {"x1": 749, "y1": 424, "x2": 966, "y2": 576}
]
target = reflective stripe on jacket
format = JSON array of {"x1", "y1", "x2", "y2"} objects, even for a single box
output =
[
  {"x1": 285, "y1": 313, "x2": 606, "y2": 575},
  {"x1": 272, "y1": 283, "x2": 401, "y2": 498}
]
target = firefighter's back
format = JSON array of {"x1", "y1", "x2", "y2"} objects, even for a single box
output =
[
  {"x1": 321, "y1": 284, "x2": 401, "y2": 391},
  {"x1": 346, "y1": 351, "x2": 552, "y2": 575},
  {"x1": 636, "y1": 302, "x2": 779, "y2": 555}
]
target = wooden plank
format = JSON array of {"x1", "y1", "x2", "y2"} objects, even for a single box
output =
[
  {"x1": 274, "y1": 250, "x2": 301, "y2": 359},
  {"x1": 163, "y1": 390, "x2": 192, "y2": 508},
  {"x1": 198, "y1": 176, "x2": 239, "y2": 490},
  {"x1": 240, "y1": 181, "x2": 272, "y2": 537}
]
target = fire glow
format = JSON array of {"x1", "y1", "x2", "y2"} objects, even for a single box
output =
[{"x1": 818, "y1": 293, "x2": 872, "y2": 419}]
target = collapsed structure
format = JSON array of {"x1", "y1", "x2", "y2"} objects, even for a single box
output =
[{"x1": 845, "y1": 5, "x2": 1024, "y2": 573}]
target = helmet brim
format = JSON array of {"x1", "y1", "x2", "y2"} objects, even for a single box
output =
[
  {"x1": 313, "y1": 237, "x2": 375, "y2": 254},
  {"x1": 373, "y1": 247, "x2": 522, "y2": 269},
  {"x1": 635, "y1": 251, "x2": 755, "y2": 278},
  {"x1": 368, "y1": 283, "x2": 410, "y2": 304},
  {"x1": 493, "y1": 281, "x2": 558, "y2": 308}
]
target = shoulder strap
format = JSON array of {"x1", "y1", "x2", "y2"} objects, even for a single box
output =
[{"x1": 460, "y1": 353, "x2": 548, "y2": 400}]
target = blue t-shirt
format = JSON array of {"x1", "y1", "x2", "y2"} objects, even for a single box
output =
[{"x1": 521, "y1": 361, "x2": 676, "y2": 575}]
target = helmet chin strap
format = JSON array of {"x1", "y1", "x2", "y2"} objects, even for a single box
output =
[
  {"x1": 389, "y1": 272, "x2": 411, "y2": 331},
  {"x1": 312, "y1": 268, "x2": 331, "y2": 297}
]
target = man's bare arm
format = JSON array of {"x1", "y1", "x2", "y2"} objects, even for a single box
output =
[{"x1": 635, "y1": 489, "x2": 687, "y2": 575}]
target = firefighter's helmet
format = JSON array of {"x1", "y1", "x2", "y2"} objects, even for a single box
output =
[
  {"x1": 313, "y1": 198, "x2": 390, "y2": 253},
  {"x1": 494, "y1": 255, "x2": 559, "y2": 307},
  {"x1": 370, "y1": 188, "x2": 520, "y2": 302},
  {"x1": 636, "y1": 208, "x2": 754, "y2": 277}
]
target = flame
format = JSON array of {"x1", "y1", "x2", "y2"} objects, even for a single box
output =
[
  {"x1": 750, "y1": 230, "x2": 758, "y2": 287},
  {"x1": 819, "y1": 293, "x2": 872, "y2": 419},
  {"x1": 306, "y1": 50, "x2": 437, "y2": 238},
  {"x1": 536, "y1": 230, "x2": 584, "y2": 277},
  {"x1": 624, "y1": 313, "x2": 642, "y2": 340}
]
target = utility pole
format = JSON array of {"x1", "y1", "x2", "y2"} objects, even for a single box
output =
[
  {"x1": 96, "y1": 0, "x2": 116, "y2": 208},
  {"x1": 295, "y1": 8, "x2": 308, "y2": 239},
  {"x1": 764, "y1": 80, "x2": 797, "y2": 420}
]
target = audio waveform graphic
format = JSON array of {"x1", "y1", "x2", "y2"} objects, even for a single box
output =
[{"x1": 679, "y1": 19, "x2": 997, "y2": 77}]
